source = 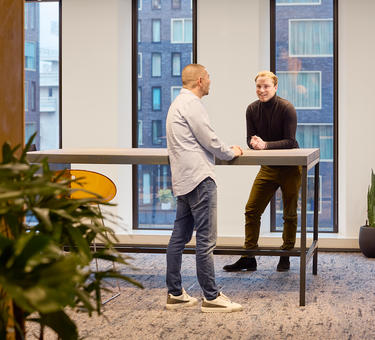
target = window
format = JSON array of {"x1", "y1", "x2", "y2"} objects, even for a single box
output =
[
  {"x1": 152, "y1": 120, "x2": 163, "y2": 145},
  {"x1": 138, "y1": 52, "x2": 142, "y2": 78},
  {"x1": 25, "y1": 82, "x2": 28, "y2": 111},
  {"x1": 171, "y1": 18, "x2": 192, "y2": 43},
  {"x1": 172, "y1": 53, "x2": 181, "y2": 76},
  {"x1": 289, "y1": 19, "x2": 333, "y2": 56},
  {"x1": 152, "y1": 87, "x2": 161, "y2": 110},
  {"x1": 296, "y1": 124, "x2": 333, "y2": 160},
  {"x1": 24, "y1": 1, "x2": 60, "y2": 151},
  {"x1": 138, "y1": 20, "x2": 141, "y2": 42},
  {"x1": 135, "y1": 0, "x2": 194, "y2": 229},
  {"x1": 272, "y1": 0, "x2": 336, "y2": 232},
  {"x1": 138, "y1": 120, "x2": 143, "y2": 145},
  {"x1": 152, "y1": 0, "x2": 161, "y2": 10},
  {"x1": 172, "y1": 0, "x2": 181, "y2": 9},
  {"x1": 138, "y1": 0, "x2": 142, "y2": 10},
  {"x1": 171, "y1": 86, "x2": 181, "y2": 101},
  {"x1": 31, "y1": 81, "x2": 36, "y2": 111},
  {"x1": 138, "y1": 87, "x2": 142, "y2": 110},
  {"x1": 25, "y1": 42, "x2": 36, "y2": 70},
  {"x1": 152, "y1": 19, "x2": 161, "y2": 43},
  {"x1": 277, "y1": 71, "x2": 321, "y2": 109},
  {"x1": 152, "y1": 53, "x2": 162, "y2": 77},
  {"x1": 277, "y1": 0, "x2": 321, "y2": 4}
]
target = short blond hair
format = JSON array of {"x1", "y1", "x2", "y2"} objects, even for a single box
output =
[
  {"x1": 182, "y1": 64, "x2": 206, "y2": 89},
  {"x1": 255, "y1": 71, "x2": 278, "y2": 86}
]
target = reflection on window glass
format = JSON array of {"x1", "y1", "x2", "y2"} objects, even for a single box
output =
[
  {"x1": 274, "y1": 0, "x2": 334, "y2": 232},
  {"x1": 136, "y1": 0, "x2": 193, "y2": 229},
  {"x1": 24, "y1": 1, "x2": 60, "y2": 151}
]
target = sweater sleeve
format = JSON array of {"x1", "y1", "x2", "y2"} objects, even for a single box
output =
[{"x1": 246, "y1": 105, "x2": 257, "y2": 149}]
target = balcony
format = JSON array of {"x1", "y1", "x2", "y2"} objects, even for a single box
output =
[
  {"x1": 40, "y1": 97, "x2": 57, "y2": 112},
  {"x1": 40, "y1": 73, "x2": 58, "y2": 87}
]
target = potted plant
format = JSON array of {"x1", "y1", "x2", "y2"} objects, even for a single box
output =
[
  {"x1": 359, "y1": 169, "x2": 375, "y2": 258},
  {"x1": 157, "y1": 188, "x2": 174, "y2": 210},
  {"x1": 0, "y1": 136, "x2": 142, "y2": 340}
]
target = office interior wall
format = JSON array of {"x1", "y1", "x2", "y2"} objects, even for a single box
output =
[{"x1": 62, "y1": 0, "x2": 375, "y2": 247}]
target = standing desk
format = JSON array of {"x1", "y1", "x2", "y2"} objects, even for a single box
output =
[{"x1": 27, "y1": 147, "x2": 320, "y2": 306}]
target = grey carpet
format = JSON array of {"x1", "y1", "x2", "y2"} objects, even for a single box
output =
[{"x1": 26, "y1": 252, "x2": 375, "y2": 340}]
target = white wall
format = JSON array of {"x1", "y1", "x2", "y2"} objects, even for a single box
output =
[
  {"x1": 62, "y1": 0, "x2": 133, "y2": 233},
  {"x1": 62, "y1": 0, "x2": 375, "y2": 248},
  {"x1": 338, "y1": 0, "x2": 375, "y2": 240}
]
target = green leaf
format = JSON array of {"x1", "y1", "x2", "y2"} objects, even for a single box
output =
[{"x1": 38, "y1": 311, "x2": 78, "y2": 340}]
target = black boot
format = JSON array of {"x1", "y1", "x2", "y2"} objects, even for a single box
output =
[
  {"x1": 223, "y1": 257, "x2": 257, "y2": 272},
  {"x1": 276, "y1": 256, "x2": 290, "y2": 272}
]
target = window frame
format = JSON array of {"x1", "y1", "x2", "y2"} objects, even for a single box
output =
[
  {"x1": 171, "y1": 18, "x2": 193, "y2": 44},
  {"x1": 171, "y1": 52, "x2": 181, "y2": 76},
  {"x1": 151, "y1": 52, "x2": 162, "y2": 77},
  {"x1": 152, "y1": 19, "x2": 161, "y2": 43},
  {"x1": 131, "y1": 0, "x2": 197, "y2": 230},
  {"x1": 270, "y1": 0, "x2": 338, "y2": 233}
]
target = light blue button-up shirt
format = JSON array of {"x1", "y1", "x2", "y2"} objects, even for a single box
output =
[{"x1": 166, "y1": 88, "x2": 235, "y2": 197}]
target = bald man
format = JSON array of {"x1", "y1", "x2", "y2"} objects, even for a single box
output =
[{"x1": 165, "y1": 64, "x2": 243, "y2": 313}]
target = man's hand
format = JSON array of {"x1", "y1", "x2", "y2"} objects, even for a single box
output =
[
  {"x1": 250, "y1": 135, "x2": 267, "y2": 150},
  {"x1": 231, "y1": 145, "x2": 243, "y2": 157}
]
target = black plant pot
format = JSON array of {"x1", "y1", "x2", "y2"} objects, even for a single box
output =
[{"x1": 359, "y1": 226, "x2": 375, "y2": 258}]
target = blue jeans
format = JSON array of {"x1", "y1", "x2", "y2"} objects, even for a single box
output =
[{"x1": 166, "y1": 177, "x2": 218, "y2": 300}]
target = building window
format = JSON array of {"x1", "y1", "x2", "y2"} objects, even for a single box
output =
[
  {"x1": 138, "y1": 87, "x2": 142, "y2": 110},
  {"x1": 138, "y1": 20, "x2": 141, "y2": 42},
  {"x1": 152, "y1": 0, "x2": 161, "y2": 10},
  {"x1": 152, "y1": 120, "x2": 162, "y2": 145},
  {"x1": 152, "y1": 19, "x2": 161, "y2": 43},
  {"x1": 25, "y1": 41, "x2": 36, "y2": 70},
  {"x1": 289, "y1": 19, "x2": 333, "y2": 57},
  {"x1": 31, "y1": 81, "x2": 36, "y2": 111},
  {"x1": 24, "y1": 82, "x2": 28, "y2": 112},
  {"x1": 48, "y1": 87, "x2": 53, "y2": 97},
  {"x1": 152, "y1": 87, "x2": 161, "y2": 110},
  {"x1": 172, "y1": 0, "x2": 181, "y2": 9},
  {"x1": 171, "y1": 86, "x2": 181, "y2": 101},
  {"x1": 172, "y1": 53, "x2": 181, "y2": 76},
  {"x1": 277, "y1": 0, "x2": 321, "y2": 4},
  {"x1": 25, "y1": 122, "x2": 37, "y2": 144},
  {"x1": 171, "y1": 18, "x2": 192, "y2": 43},
  {"x1": 138, "y1": 52, "x2": 142, "y2": 78},
  {"x1": 277, "y1": 71, "x2": 321, "y2": 109},
  {"x1": 152, "y1": 53, "x2": 162, "y2": 77},
  {"x1": 138, "y1": 0, "x2": 142, "y2": 10},
  {"x1": 138, "y1": 120, "x2": 143, "y2": 145}
]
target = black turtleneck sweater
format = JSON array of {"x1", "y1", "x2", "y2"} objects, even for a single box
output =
[{"x1": 246, "y1": 95, "x2": 299, "y2": 150}]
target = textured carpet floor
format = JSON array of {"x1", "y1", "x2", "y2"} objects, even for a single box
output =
[{"x1": 26, "y1": 252, "x2": 375, "y2": 340}]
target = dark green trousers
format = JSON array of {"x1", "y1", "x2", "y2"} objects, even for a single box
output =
[{"x1": 244, "y1": 165, "x2": 302, "y2": 251}]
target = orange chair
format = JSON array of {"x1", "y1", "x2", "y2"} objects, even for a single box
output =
[{"x1": 66, "y1": 169, "x2": 121, "y2": 305}]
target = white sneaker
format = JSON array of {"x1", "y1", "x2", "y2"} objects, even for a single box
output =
[
  {"x1": 201, "y1": 292, "x2": 243, "y2": 313},
  {"x1": 166, "y1": 288, "x2": 198, "y2": 310}
]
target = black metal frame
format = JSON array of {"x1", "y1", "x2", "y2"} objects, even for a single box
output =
[
  {"x1": 269, "y1": 0, "x2": 338, "y2": 233},
  {"x1": 131, "y1": 0, "x2": 197, "y2": 230}
]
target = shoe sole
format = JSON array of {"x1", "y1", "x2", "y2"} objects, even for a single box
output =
[
  {"x1": 201, "y1": 306, "x2": 243, "y2": 313},
  {"x1": 276, "y1": 267, "x2": 290, "y2": 272},
  {"x1": 223, "y1": 268, "x2": 257, "y2": 272},
  {"x1": 165, "y1": 300, "x2": 198, "y2": 310}
]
